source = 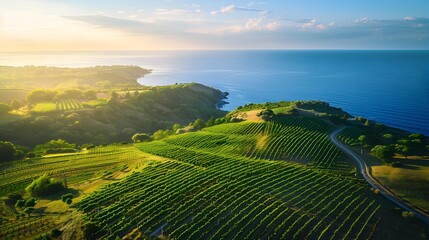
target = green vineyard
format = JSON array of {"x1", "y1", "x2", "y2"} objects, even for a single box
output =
[
  {"x1": 0, "y1": 146, "x2": 145, "y2": 197},
  {"x1": 56, "y1": 99, "x2": 84, "y2": 111},
  {"x1": 75, "y1": 116, "x2": 421, "y2": 239},
  {"x1": 163, "y1": 116, "x2": 350, "y2": 171}
]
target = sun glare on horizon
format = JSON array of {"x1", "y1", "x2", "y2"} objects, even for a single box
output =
[{"x1": 0, "y1": 0, "x2": 428, "y2": 51}]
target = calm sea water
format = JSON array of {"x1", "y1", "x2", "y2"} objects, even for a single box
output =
[{"x1": 1, "y1": 50, "x2": 428, "y2": 135}]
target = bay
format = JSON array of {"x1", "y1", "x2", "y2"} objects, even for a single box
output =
[{"x1": 1, "y1": 50, "x2": 428, "y2": 135}]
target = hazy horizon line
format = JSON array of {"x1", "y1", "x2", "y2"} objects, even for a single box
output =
[{"x1": 1, "y1": 49, "x2": 429, "y2": 53}]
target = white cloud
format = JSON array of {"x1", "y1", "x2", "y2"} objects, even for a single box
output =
[
  {"x1": 404, "y1": 16, "x2": 416, "y2": 21},
  {"x1": 303, "y1": 19, "x2": 335, "y2": 31},
  {"x1": 211, "y1": 5, "x2": 268, "y2": 15},
  {"x1": 155, "y1": 8, "x2": 201, "y2": 15},
  {"x1": 316, "y1": 24, "x2": 326, "y2": 30},
  {"x1": 266, "y1": 21, "x2": 280, "y2": 31},
  {"x1": 215, "y1": 17, "x2": 279, "y2": 33},
  {"x1": 355, "y1": 17, "x2": 369, "y2": 23},
  {"x1": 302, "y1": 19, "x2": 316, "y2": 29}
]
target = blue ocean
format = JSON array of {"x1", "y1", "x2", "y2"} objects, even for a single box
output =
[{"x1": 1, "y1": 50, "x2": 428, "y2": 135}]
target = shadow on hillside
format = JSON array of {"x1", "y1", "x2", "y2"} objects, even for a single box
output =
[
  {"x1": 37, "y1": 188, "x2": 80, "y2": 201},
  {"x1": 399, "y1": 159, "x2": 429, "y2": 167},
  {"x1": 395, "y1": 164, "x2": 420, "y2": 170}
]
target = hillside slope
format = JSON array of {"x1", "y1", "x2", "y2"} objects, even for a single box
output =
[
  {"x1": 0, "y1": 65, "x2": 150, "y2": 89},
  {"x1": 0, "y1": 83, "x2": 227, "y2": 146},
  {"x1": 77, "y1": 114, "x2": 427, "y2": 240}
]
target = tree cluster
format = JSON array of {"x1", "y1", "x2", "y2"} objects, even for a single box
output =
[
  {"x1": 34, "y1": 139, "x2": 76, "y2": 154},
  {"x1": 25, "y1": 175, "x2": 65, "y2": 197},
  {"x1": 257, "y1": 109, "x2": 276, "y2": 121},
  {"x1": 0, "y1": 141, "x2": 26, "y2": 162},
  {"x1": 15, "y1": 197, "x2": 37, "y2": 215},
  {"x1": 26, "y1": 89, "x2": 97, "y2": 103},
  {"x1": 61, "y1": 193, "x2": 73, "y2": 205}
]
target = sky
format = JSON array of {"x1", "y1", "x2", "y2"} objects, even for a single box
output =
[{"x1": 0, "y1": 0, "x2": 428, "y2": 51}]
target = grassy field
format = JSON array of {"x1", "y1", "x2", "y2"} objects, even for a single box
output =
[
  {"x1": 31, "y1": 102, "x2": 58, "y2": 113},
  {"x1": 372, "y1": 155, "x2": 429, "y2": 213},
  {"x1": 339, "y1": 126, "x2": 429, "y2": 214},
  {"x1": 31, "y1": 99, "x2": 85, "y2": 113},
  {"x1": 81, "y1": 98, "x2": 107, "y2": 107}
]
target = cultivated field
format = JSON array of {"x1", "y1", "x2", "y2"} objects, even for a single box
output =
[
  {"x1": 77, "y1": 116, "x2": 425, "y2": 239},
  {"x1": 0, "y1": 115, "x2": 426, "y2": 239}
]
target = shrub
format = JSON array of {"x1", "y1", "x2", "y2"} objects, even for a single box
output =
[
  {"x1": 257, "y1": 109, "x2": 276, "y2": 121},
  {"x1": 26, "y1": 175, "x2": 65, "y2": 197},
  {"x1": 61, "y1": 193, "x2": 73, "y2": 203},
  {"x1": 132, "y1": 133, "x2": 151, "y2": 143},
  {"x1": 82, "y1": 222, "x2": 104, "y2": 239},
  {"x1": 0, "y1": 103, "x2": 11, "y2": 114},
  {"x1": 26, "y1": 152, "x2": 38, "y2": 158},
  {"x1": 25, "y1": 198, "x2": 37, "y2": 208},
  {"x1": 0, "y1": 141, "x2": 16, "y2": 162},
  {"x1": 402, "y1": 211, "x2": 414, "y2": 219},
  {"x1": 4, "y1": 193, "x2": 23, "y2": 205},
  {"x1": 34, "y1": 139, "x2": 76, "y2": 154},
  {"x1": 23, "y1": 207, "x2": 34, "y2": 215},
  {"x1": 65, "y1": 198, "x2": 72, "y2": 205},
  {"x1": 15, "y1": 200, "x2": 25, "y2": 209}
]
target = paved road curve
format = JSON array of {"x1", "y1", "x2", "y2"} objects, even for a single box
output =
[{"x1": 329, "y1": 127, "x2": 429, "y2": 225}]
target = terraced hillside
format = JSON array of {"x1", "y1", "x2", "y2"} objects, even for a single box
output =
[
  {"x1": 77, "y1": 115, "x2": 426, "y2": 239},
  {"x1": 0, "y1": 145, "x2": 145, "y2": 197}
]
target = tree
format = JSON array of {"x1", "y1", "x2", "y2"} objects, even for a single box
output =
[
  {"x1": 15, "y1": 199, "x2": 25, "y2": 209},
  {"x1": 10, "y1": 99, "x2": 21, "y2": 110},
  {"x1": 395, "y1": 144, "x2": 410, "y2": 159},
  {"x1": 4, "y1": 193, "x2": 23, "y2": 206},
  {"x1": 26, "y1": 89, "x2": 57, "y2": 103},
  {"x1": 0, "y1": 141, "x2": 16, "y2": 162},
  {"x1": 382, "y1": 134, "x2": 393, "y2": 140},
  {"x1": 84, "y1": 90, "x2": 97, "y2": 100},
  {"x1": 257, "y1": 109, "x2": 275, "y2": 121},
  {"x1": 61, "y1": 193, "x2": 73, "y2": 203},
  {"x1": 25, "y1": 198, "x2": 37, "y2": 208},
  {"x1": 358, "y1": 135, "x2": 366, "y2": 146},
  {"x1": 408, "y1": 133, "x2": 423, "y2": 140},
  {"x1": 110, "y1": 91, "x2": 118, "y2": 100},
  {"x1": 23, "y1": 207, "x2": 34, "y2": 216},
  {"x1": 132, "y1": 133, "x2": 150, "y2": 143},
  {"x1": 34, "y1": 139, "x2": 76, "y2": 153},
  {"x1": 124, "y1": 92, "x2": 131, "y2": 99},
  {"x1": 172, "y1": 123, "x2": 182, "y2": 132},
  {"x1": 82, "y1": 222, "x2": 104, "y2": 239},
  {"x1": 26, "y1": 175, "x2": 65, "y2": 197},
  {"x1": 107, "y1": 91, "x2": 119, "y2": 105},
  {"x1": 65, "y1": 198, "x2": 72, "y2": 205},
  {"x1": 152, "y1": 129, "x2": 173, "y2": 140},
  {"x1": 193, "y1": 118, "x2": 205, "y2": 130},
  {"x1": 371, "y1": 145, "x2": 394, "y2": 162},
  {"x1": 205, "y1": 117, "x2": 215, "y2": 127},
  {"x1": 364, "y1": 119, "x2": 371, "y2": 126},
  {"x1": 0, "y1": 103, "x2": 11, "y2": 114}
]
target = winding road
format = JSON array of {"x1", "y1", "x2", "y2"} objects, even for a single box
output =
[{"x1": 329, "y1": 127, "x2": 429, "y2": 225}]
